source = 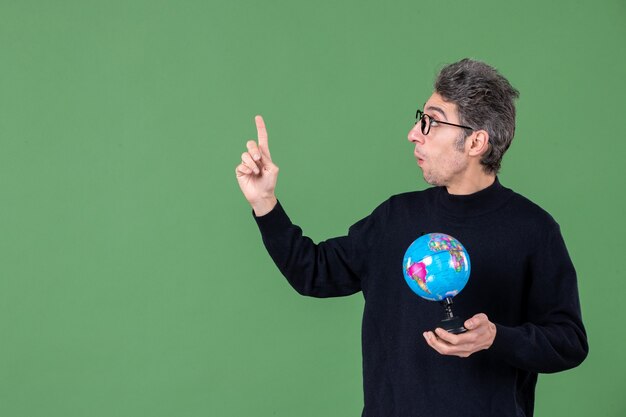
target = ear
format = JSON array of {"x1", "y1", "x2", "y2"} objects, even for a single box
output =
[{"x1": 467, "y1": 129, "x2": 490, "y2": 157}]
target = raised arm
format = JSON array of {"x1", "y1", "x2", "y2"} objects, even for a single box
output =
[{"x1": 236, "y1": 116, "x2": 382, "y2": 298}]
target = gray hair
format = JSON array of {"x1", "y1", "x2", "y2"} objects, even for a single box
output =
[{"x1": 435, "y1": 58, "x2": 520, "y2": 174}]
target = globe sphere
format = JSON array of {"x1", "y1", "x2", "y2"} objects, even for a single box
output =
[{"x1": 402, "y1": 233, "x2": 471, "y2": 301}]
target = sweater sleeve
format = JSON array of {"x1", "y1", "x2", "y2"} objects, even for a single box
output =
[
  {"x1": 489, "y1": 225, "x2": 589, "y2": 373},
  {"x1": 253, "y1": 200, "x2": 383, "y2": 298}
]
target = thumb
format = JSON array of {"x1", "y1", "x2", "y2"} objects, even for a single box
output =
[
  {"x1": 464, "y1": 313, "x2": 487, "y2": 330},
  {"x1": 259, "y1": 155, "x2": 279, "y2": 174},
  {"x1": 259, "y1": 142, "x2": 272, "y2": 162}
]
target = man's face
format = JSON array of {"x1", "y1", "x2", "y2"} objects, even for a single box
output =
[{"x1": 407, "y1": 92, "x2": 470, "y2": 188}]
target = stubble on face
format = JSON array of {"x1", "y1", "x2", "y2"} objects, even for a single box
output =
[{"x1": 420, "y1": 131, "x2": 469, "y2": 187}]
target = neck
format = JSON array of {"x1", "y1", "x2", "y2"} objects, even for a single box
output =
[{"x1": 445, "y1": 172, "x2": 496, "y2": 195}]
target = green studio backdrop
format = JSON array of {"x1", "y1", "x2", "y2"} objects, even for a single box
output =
[{"x1": 1, "y1": 0, "x2": 624, "y2": 416}]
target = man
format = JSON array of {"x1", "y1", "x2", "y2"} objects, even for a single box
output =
[{"x1": 235, "y1": 58, "x2": 588, "y2": 416}]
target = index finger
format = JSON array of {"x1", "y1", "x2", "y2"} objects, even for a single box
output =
[{"x1": 255, "y1": 115, "x2": 271, "y2": 159}]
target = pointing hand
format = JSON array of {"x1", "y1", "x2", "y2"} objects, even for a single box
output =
[{"x1": 235, "y1": 115, "x2": 279, "y2": 216}]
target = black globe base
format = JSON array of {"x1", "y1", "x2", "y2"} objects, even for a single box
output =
[
  {"x1": 440, "y1": 316, "x2": 467, "y2": 334},
  {"x1": 439, "y1": 297, "x2": 467, "y2": 334}
]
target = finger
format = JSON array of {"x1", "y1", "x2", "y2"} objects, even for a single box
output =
[
  {"x1": 434, "y1": 328, "x2": 461, "y2": 345},
  {"x1": 424, "y1": 332, "x2": 472, "y2": 357},
  {"x1": 423, "y1": 331, "x2": 444, "y2": 352},
  {"x1": 423, "y1": 331, "x2": 454, "y2": 355},
  {"x1": 241, "y1": 152, "x2": 260, "y2": 175},
  {"x1": 255, "y1": 115, "x2": 272, "y2": 160},
  {"x1": 465, "y1": 313, "x2": 488, "y2": 330},
  {"x1": 235, "y1": 161, "x2": 253, "y2": 177},
  {"x1": 246, "y1": 140, "x2": 261, "y2": 161}
]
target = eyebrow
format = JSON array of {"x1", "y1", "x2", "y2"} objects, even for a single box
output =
[{"x1": 424, "y1": 105, "x2": 448, "y2": 121}]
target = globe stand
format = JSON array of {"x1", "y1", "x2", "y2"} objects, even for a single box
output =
[{"x1": 439, "y1": 297, "x2": 467, "y2": 334}]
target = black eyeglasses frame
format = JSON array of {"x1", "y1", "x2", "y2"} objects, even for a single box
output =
[{"x1": 415, "y1": 109, "x2": 475, "y2": 135}]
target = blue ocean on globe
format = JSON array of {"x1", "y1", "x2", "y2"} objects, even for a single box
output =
[{"x1": 402, "y1": 233, "x2": 471, "y2": 301}]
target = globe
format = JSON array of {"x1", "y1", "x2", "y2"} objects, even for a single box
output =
[{"x1": 402, "y1": 233, "x2": 471, "y2": 302}]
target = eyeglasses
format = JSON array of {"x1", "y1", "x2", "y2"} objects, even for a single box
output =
[{"x1": 415, "y1": 109, "x2": 474, "y2": 136}]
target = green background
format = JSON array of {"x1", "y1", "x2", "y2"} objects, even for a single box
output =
[{"x1": 1, "y1": 0, "x2": 624, "y2": 415}]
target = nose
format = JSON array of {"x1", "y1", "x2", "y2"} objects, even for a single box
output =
[{"x1": 408, "y1": 124, "x2": 425, "y2": 144}]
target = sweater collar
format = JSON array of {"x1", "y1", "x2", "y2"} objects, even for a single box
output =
[{"x1": 436, "y1": 177, "x2": 511, "y2": 217}]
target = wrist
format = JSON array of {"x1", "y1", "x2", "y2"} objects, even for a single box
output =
[{"x1": 251, "y1": 196, "x2": 277, "y2": 217}]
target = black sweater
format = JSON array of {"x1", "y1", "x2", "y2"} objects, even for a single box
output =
[{"x1": 254, "y1": 179, "x2": 588, "y2": 417}]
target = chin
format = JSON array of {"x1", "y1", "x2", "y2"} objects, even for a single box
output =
[{"x1": 423, "y1": 173, "x2": 444, "y2": 187}]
